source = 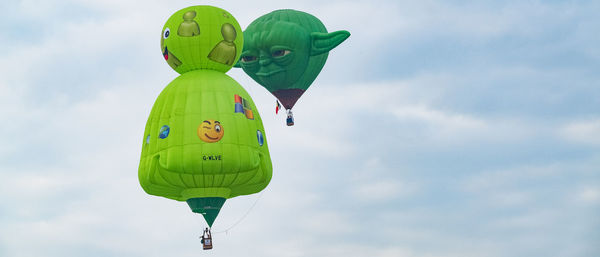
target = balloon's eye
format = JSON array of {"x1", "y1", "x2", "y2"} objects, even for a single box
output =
[
  {"x1": 272, "y1": 49, "x2": 290, "y2": 57},
  {"x1": 241, "y1": 56, "x2": 257, "y2": 62},
  {"x1": 163, "y1": 28, "x2": 171, "y2": 39},
  {"x1": 215, "y1": 124, "x2": 222, "y2": 132}
]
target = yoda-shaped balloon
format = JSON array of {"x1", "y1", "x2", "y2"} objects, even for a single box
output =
[{"x1": 237, "y1": 9, "x2": 350, "y2": 126}]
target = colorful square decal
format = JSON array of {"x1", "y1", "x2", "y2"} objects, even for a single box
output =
[{"x1": 234, "y1": 94, "x2": 254, "y2": 120}]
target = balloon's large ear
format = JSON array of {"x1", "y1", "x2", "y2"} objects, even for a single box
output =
[{"x1": 310, "y1": 30, "x2": 350, "y2": 56}]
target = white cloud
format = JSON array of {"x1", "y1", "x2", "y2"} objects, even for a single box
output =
[
  {"x1": 354, "y1": 180, "x2": 416, "y2": 201},
  {"x1": 460, "y1": 162, "x2": 564, "y2": 192},
  {"x1": 575, "y1": 186, "x2": 600, "y2": 205},
  {"x1": 560, "y1": 119, "x2": 600, "y2": 145}
]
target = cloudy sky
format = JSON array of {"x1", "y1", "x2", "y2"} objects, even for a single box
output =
[{"x1": 1, "y1": 0, "x2": 599, "y2": 256}]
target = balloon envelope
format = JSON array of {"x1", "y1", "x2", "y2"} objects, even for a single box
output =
[
  {"x1": 238, "y1": 9, "x2": 350, "y2": 110},
  {"x1": 140, "y1": 5, "x2": 272, "y2": 227},
  {"x1": 139, "y1": 70, "x2": 272, "y2": 226}
]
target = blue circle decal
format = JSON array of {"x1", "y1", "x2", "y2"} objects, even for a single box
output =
[
  {"x1": 257, "y1": 130, "x2": 264, "y2": 146},
  {"x1": 146, "y1": 135, "x2": 150, "y2": 144},
  {"x1": 159, "y1": 125, "x2": 170, "y2": 139}
]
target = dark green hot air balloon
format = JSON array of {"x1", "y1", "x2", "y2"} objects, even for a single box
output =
[{"x1": 237, "y1": 9, "x2": 350, "y2": 126}]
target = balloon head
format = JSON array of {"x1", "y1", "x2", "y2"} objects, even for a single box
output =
[{"x1": 160, "y1": 5, "x2": 243, "y2": 74}]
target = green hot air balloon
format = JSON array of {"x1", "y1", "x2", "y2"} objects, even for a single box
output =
[
  {"x1": 139, "y1": 5, "x2": 272, "y2": 234},
  {"x1": 237, "y1": 9, "x2": 350, "y2": 126}
]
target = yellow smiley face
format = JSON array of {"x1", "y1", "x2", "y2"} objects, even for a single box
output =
[{"x1": 198, "y1": 120, "x2": 224, "y2": 143}]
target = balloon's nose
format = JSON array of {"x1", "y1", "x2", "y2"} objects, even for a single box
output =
[{"x1": 259, "y1": 54, "x2": 272, "y2": 66}]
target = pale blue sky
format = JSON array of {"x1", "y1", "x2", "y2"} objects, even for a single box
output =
[{"x1": 0, "y1": 1, "x2": 598, "y2": 257}]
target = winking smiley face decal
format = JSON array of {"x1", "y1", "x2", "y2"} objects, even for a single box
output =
[{"x1": 198, "y1": 120, "x2": 224, "y2": 143}]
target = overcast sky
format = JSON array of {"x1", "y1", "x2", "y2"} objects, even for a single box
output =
[{"x1": 1, "y1": 0, "x2": 599, "y2": 257}]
